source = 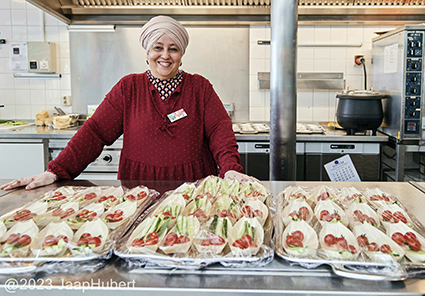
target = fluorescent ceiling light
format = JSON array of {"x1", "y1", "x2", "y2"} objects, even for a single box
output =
[{"x1": 67, "y1": 25, "x2": 116, "y2": 32}]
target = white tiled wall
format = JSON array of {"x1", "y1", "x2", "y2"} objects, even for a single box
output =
[
  {"x1": 0, "y1": 0, "x2": 70, "y2": 120},
  {"x1": 0, "y1": 6, "x2": 400, "y2": 123},
  {"x1": 249, "y1": 24, "x2": 398, "y2": 122}
]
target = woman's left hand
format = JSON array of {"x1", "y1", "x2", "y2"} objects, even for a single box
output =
[
  {"x1": 224, "y1": 170, "x2": 262, "y2": 184},
  {"x1": 0, "y1": 171, "x2": 57, "y2": 191}
]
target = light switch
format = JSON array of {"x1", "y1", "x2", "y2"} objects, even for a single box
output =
[{"x1": 39, "y1": 60, "x2": 49, "y2": 70}]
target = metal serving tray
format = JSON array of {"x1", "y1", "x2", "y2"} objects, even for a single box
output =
[
  {"x1": 0, "y1": 186, "x2": 159, "y2": 273},
  {"x1": 114, "y1": 179, "x2": 275, "y2": 270},
  {"x1": 233, "y1": 122, "x2": 325, "y2": 134},
  {"x1": 114, "y1": 206, "x2": 274, "y2": 269},
  {"x1": 233, "y1": 123, "x2": 268, "y2": 134},
  {"x1": 272, "y1": 186, "x2": 425, "y2": 281},
  {"x1": 296, "y1": 123, "x2": 325, "y2": 134}
]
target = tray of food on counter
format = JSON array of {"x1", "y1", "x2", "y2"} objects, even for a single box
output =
[
  {"x1": 296, "y1": 123, "x2": 325, "y2": 134},
  {"x1": 232, "y1": 122, "x2": 325, "y2": 134},
  {"x1": 232, "y1": 122, "x2": 270, "y2": 134},
  {"x1": 114, "y1": 176, "x2": 274, "y2": 269},
  {"x1": 0, "y1": 120, "x2": 35, "y2": 131},
  {"x1": 0, "y1": 185, "x2": 159, "y2": 273},
  {"x1": 271, "y1": 185, "x2": 425, "y2": 280}
]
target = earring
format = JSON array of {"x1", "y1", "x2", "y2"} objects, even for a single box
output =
[
  {"x1": 146, "y1": 60, "x2": 149, "y2": 65},
  {"x1": 180, "y1": 62, "x2": 182, "y2": 66}
]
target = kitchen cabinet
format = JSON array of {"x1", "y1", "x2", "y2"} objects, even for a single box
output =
[
  {"x1": 0, "y1": 139, "x2": 49, "y2": 179},
  {"x1": 238, "y1": 141, "x2": 305, "y2": 181},
  {"x1": 238, "y1": 141, "x2": 382, "y2": 181},
  {"x1": 305, "y1": 142, "x2": 381, "y2": 181},
  {"x1": 49, "y1": 139, "x2": 122, "y2": 180},
  {"x1": 236, "y1": 123, "x2": 388, "y2": 181},
  {"x1": 381, "y1": 140, "x2": 425, "y2": 182}
]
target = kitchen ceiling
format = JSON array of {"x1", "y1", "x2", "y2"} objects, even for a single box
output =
[{"x1": 27, "y1": 0, "x2": 425, "y2": 25}]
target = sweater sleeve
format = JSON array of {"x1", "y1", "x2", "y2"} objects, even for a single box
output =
[
  {"x1": 203, "y1": 81, "x2": 243, "y2": 177},
  {"x1": 48, "y1": 77, "x2": 126, "y2": 179}
]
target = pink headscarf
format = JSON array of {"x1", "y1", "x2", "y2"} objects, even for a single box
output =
[{"x1": 139, "y1": 15, "x2": 189, "y2": 55}]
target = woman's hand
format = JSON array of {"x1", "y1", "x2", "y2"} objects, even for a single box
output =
[
  {"x1": 224, "y1": 170, "x2": 262, "y2": 184},
  {"x1": 0, "y1": 171, "x2": 57, "y2": 191}
]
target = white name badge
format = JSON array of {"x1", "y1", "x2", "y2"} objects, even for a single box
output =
[{"x1": 167, "y1": 108, "x2": 187, "y2": 123}]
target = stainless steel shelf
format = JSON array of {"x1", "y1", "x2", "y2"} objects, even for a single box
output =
[
  {"x1": 258, "y1": 72, "x2": 345, "y2": 90},
  {"x1": 13, "y1": 73, "x2": 61, "y2": 79},
  {"x1": 384, "y1": 169, "x2": 425, "y2": 182}
]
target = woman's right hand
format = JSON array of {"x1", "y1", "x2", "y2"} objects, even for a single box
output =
[
  {"x1": 224, "y1": 170, "x2": 262, "y2": 184},
  {"x1": 0, "y1": 171, "x2": 57, "y2": 191}
]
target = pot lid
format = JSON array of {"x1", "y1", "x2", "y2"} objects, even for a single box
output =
[{"x1": 337, "y1": 88, "x2": 385, "y2": 99}]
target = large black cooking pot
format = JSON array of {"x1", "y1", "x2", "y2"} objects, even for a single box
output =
[{"x1": 336, "y1": 89, "x2": 385, "y2": 135}]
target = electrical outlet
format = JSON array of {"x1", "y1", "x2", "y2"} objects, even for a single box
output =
[
  {"x1": 62, "y1": 95, "x2": 72, "y2": 106},
  {"x1": 354, "y1": 55, "x2": 365, "y2": 66}
]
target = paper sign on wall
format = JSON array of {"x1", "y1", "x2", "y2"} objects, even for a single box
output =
[
  {"x1": 324, "y1": 154, "x2": 361, "y2": 182},
  {"x1": 384, "y1": 43, "x2": 398, "y2": 74}
]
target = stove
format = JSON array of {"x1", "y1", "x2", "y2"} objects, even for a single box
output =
[{"x1": 49, "y1": 139, "x2": 121, "y2": 180}]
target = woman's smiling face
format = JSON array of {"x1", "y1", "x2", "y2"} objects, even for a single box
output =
[{"x1": 147, "y1": 34, "x2": 182, "y2": 80}]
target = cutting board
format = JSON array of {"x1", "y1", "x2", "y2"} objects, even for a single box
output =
[{"x1": 0, "y1": 123, "x2": 35, "y2": 131}]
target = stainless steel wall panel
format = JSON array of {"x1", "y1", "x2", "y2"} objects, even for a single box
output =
[{"x1": 69, "y1": 26, "x2": 249, "y2": 121}]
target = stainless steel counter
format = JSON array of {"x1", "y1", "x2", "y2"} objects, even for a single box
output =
[
  {"x1": 0, "y1": 180, "x2": 424, "y2": 295},
  {"x1": 0, "y1": 125, "x2": 81, "y2": 140},
  {"x1": 236, "y1": 123, "x2": 389, "y2": 142},
  {"x1": 0, "y1": 123, "x2": 389, "y2": 143},
  {"x1": 0, "y1": 122, "x2": 389, "y2": 182}
]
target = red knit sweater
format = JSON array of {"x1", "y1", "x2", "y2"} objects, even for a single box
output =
[{"x1": 48, "y1": 72, "x2": 243, "y2": 181}]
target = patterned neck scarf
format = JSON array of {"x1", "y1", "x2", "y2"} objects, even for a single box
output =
[{"x1": 147, "y1": 70, "x2": 184, "y2": 100}]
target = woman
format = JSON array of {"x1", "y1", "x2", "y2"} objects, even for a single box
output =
[{"x1": 1, "y1": 15, "x2": 254, "y2": 191}]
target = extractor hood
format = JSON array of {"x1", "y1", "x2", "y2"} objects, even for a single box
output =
[{"x1": 27, "y1": 0, "x2": 425, "y2": 25}]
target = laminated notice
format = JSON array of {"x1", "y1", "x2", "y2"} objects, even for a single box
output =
[{"x1": 324, "y1": 155, "x2": 361, "y2": 182}]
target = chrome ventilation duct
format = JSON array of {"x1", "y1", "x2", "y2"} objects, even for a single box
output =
[{"x1": 26, "y1": 0, "x2": 425, "y2": 25}]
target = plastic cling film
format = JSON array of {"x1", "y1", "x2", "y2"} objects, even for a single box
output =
[
  {"x1": 315, "y1": 200, "x2": 349, "y2": 227},
  {"x1": 352, "y1": 222, "x2": 405, "y2": 263},
  {"x1": 282, "y1": 220, "x2": 319, "y2": 258},
  {"x1": 0, "y1": 185, "x2": 160, "y2": 274},
  {"x1": 31, "y1": 221, "x2": 74, "y2": 257},
  {"x1": 100, "y1": 201, "x2": 137, "y2": 230},
  {"x1": 0, "y1": 220, "x2": 39, "y2": 257},
  {"x1": 193, "y1": 216, "x2": 233, "y2": 255},
  {"x1": 2, "y1": 202, "x2": 48, "y2": 229},
  {"x1": 282, "y1": 200, "x2": 314, "y2": 226},
  {"x1": 271, "y1": 185, "x2": 425, "y2": 280},
  {"x1": 114, "y1": 176, "x2": 274, "y2": 269},
  {"x1": 340, "y1": 187, "x2": 366, "y2": 206}
]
